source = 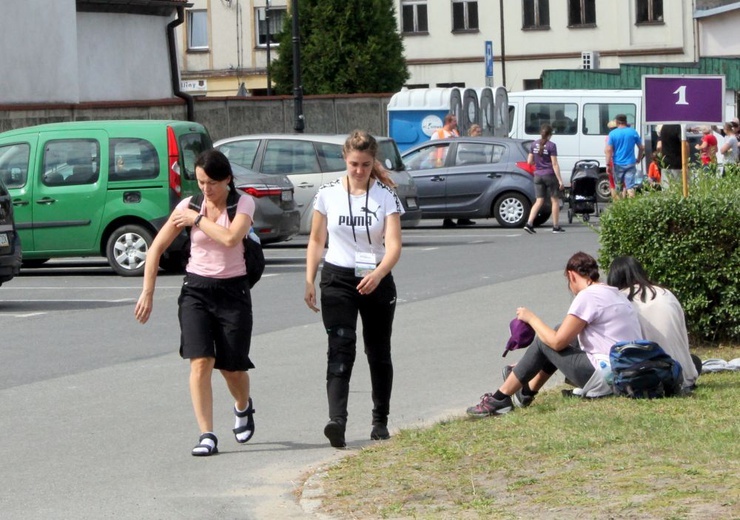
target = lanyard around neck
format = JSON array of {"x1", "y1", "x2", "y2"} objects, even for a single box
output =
[{"x1": 347, "y1": 177, "x2": 372, "y2": 246}]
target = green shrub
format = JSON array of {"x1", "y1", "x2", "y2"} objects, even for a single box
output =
[{"x1": 599, "y1": 168, "x2": 740, "y2": 341}]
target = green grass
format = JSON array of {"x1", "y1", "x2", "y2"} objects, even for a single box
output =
[{"x1": 315, "y1": 347, "x2": 740, "y2": 520}]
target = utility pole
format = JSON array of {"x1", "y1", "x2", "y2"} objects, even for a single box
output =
[
  {"x1": 291, "y1": 0, "x2": 304, "y2": 132},
  {"x1": 265, "y1": 0, "x2": 273, "y2": 96}
]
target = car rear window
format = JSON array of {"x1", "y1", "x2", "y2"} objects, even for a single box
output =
[
  {"x1": 0, "y1": 143, "x2": 30, "y2": 189},
  {"x1": 377, "y1": 140, "x2": 405, "y2": 171},
  {"x1": 109, "y1": 138, "x2": 160, "y2": 181},
  {"x1": 219, "y1": 140, "x2": 259, "y2": 170}
]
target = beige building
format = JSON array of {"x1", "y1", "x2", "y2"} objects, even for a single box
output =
[
  {"x1": 399, "y1": 0, "x2": 698, "y2": 91},
  {"x1": 177, "y1": 0, "x2": 288, "y2": 97},
  {"x1": 177, "y1": 1, "x2": 739, "y2": 96}
]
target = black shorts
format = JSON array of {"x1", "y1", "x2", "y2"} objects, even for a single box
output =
[
  {"x1": 178, "y1": 272, "x2": 254, "y2": 371},
  {"x1": 534, "y1": 174, "x2": 560, "y2": 199}
]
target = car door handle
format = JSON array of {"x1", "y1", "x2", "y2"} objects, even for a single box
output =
[
  {"x1": 35, "y1": 197, "x2": 57, "y2": 205},
  {"x1": 297, "y1": 183, "x2": 314, "y2": 188},
  {"x1": 487, "y1": 173, "x2": 503, "y2": 179},
  {"x1": 431, "y1": 176, "x2": 445, "y2": 182},
  {"x1": 12, "y1": 199, "x2": 29, "y2": 206}
]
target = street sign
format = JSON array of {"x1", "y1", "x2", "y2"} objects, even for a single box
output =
[
  {"x1": 643, "y1": 75, "x2": 724, "y2": 124},
  {"x1": 485, "y1": 41, "x2": 493, "y2": 87}
]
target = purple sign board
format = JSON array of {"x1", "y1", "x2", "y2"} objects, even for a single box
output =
[{"x1": 643, "y1": 75, "x2": 725, "y2": 124}]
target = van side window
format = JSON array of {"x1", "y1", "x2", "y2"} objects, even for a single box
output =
[
  {"x1": 0, "y1": 143, "x2": 30, "y2": 189},
  {"x1": 582, "y1": 103, "x2": 637, "y2": 135},
  {"x1": 218, "y1": 141, "x2": 259, "y2": 170},
  {"x1": 109, "y1": 139, "x2": 160, "y2": 181},
  {"x1": 43, "y1": 139, "x2": 100, "y2": 186},
  {"x1": 524, "y1": 102, "x2": 578, "y2": 135}
]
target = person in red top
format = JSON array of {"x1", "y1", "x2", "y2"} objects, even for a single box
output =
[
  {"x1": 647, "y1": 151, "x2": 661, "y2": 187},
  {"x1": 695, "y1": 126, "x2": 718, "y2": 166}
]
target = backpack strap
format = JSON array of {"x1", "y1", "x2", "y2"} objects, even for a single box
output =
[
  {"x1": 225, "y1": 189, "x2": 240, "y2": 223},
  {"x1": 188, "y1": 193, "x2": 204, "y2": 213}
]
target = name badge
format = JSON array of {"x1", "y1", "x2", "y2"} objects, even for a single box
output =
[{"x1": 354, "y1": 251, "x2": 376, "y2": 277}]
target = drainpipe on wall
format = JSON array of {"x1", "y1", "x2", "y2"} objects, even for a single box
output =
[{"x1": 167, "y1": 6, "x2": 195, "y2": 122}]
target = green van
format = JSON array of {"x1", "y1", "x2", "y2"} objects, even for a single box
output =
[{"x1": 0, "y1": 120, "x2": 212, "y2": 275}]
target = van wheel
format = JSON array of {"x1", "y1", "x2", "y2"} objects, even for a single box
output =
[
  {"x1": 597, "y1": 173, "x2": 612, "y2": 203},
  {"x1": 493, "y1": 192, "x2": 530, "y2": 228},
  {"x1": 106, "y1": 225, "x2": 153, "y2": 277}
]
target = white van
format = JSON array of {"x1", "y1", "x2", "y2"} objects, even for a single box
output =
[{"x1": 508, "y1": 89, "x2": 643, "y2": 201}]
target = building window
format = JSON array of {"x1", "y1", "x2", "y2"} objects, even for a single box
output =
[
  {"x1": 256, "y1": 7, "x2": 286, "y2": 47},
  {"x1": 187, "y1": 10, "x2": 208, "y2": 50},
  {"x1": 568, "y1": 0, "x2": 595, "y2": 26},
  {"x1": 452, "y1": 1, "x2": 479, "y2": 32},
  {"x1": 636, "y1": 0, "x2": 663, "y2": 23},
  {"x1": 401, "y1": 0, "x2": 428, "y2": 34},
  {"x1": 523, "y1": 0, "x2": 550, "y2": 29}
]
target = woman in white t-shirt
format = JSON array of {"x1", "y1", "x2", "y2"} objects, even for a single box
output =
[
  {"x1": 467, "y1": 252, "x2": 642, "y2": 417},
  {"x1": 305, "y1": 130, "x2": 404, "y2": 448},
  {"x1": 135, "y1": 149, "x2": 257, "y2": 457},
  {"x1": 607, "y1": 255, "x2": 699, "y2": 389}
]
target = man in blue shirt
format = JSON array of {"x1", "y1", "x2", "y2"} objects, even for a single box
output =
[{"x1": 605, "y1": 114, "x2": 645, "y2": 198}]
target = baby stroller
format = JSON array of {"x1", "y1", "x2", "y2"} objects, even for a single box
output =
[{"x1": 567, "y1": 159, "x2": 600, "y2": 223}]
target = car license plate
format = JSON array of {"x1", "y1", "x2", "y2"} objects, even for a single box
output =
[
  {"x1": 281, "y1": 191, "x2": 293, "y2": 202},
  {"x1": 0, "y1": 233, "x2": 8, "y2": 247},
  {"x1": 406, "y1": 197, "x2": 418, "y2": 210}
]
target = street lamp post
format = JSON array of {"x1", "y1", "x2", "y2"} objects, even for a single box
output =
[
  {"x1": 291, "y1": 0, "x2": 304, "y2": 132},
  {"x1": 265, "y1": 0, "x2": 272, "y2": 96}
]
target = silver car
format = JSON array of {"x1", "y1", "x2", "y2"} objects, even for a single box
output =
[
  {"x1": 215, "y1": 134, "x2": 421, "y2": 234},
  {"x1": 402, "y1": 136, "x2": 552, "y2": 228}
]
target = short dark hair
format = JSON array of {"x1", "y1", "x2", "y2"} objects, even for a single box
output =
[{"x1": 615, "y1": 114, "x2": 628, "y2": 124}]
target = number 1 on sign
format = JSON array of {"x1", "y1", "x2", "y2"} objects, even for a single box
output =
[{"x1": 673, "y1": 85, "x2": 689, "y2": 105}]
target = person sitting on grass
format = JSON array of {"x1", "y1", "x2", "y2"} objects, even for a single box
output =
[
  {"x1": 467, "y1": 252, "x2": 642, "y2": 417},
  {"x1": 607, "y1": 255, "x2": 699, "y2": 390}
]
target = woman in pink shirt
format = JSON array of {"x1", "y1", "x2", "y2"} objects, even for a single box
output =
[
  {"x1": 135, "y1": 149, "x2": 257, "y2": 457},
  {"x1": 467, "y1": 252, "x2": 642, "y2": 416}
]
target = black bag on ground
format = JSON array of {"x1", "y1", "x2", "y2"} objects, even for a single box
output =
[
  {"x1": 185, "y1": 191, "x2": 265, "y2": 288},
  {"x1": 610, "y1": 340, "x2": 683, "y2": 398}
]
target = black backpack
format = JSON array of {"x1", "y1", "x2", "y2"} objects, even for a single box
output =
[
  {"x1": 185, "y1": 191, "x2": 265, "y2": 288},
  {"x1": 610, "y1": 340, "x2": 684, "y2": 399}
]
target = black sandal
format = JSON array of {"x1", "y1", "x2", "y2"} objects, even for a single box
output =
[
  {"x1": 233, "y1": 397, "x2": 255, "y2": 444},
  {"x1": 192, "y1": 432, "x2": 218, "y2": 457}
]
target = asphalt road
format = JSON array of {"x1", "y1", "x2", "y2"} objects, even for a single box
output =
[{"x1": 0, "y1": 216, "x2": 601, "y2": 519}]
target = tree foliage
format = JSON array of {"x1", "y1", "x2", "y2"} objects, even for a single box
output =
[{"x1": 270, "y1": 0, "x2": 409, "y2": 95}]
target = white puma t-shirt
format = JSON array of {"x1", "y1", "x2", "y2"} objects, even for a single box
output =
[{"x1": 314, "y1": 178, "x2": 404, "y2": 268}]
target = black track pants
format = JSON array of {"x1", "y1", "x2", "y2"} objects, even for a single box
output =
[{"x1": 320, "y1": 262, "x2": 396, "y2": 425}]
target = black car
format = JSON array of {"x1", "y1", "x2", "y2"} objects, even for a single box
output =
[{"x1": 0, "y1": 173, "x2": 22, "y2": 285}]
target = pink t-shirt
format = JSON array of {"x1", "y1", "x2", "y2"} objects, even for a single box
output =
[
  {"x1": 176, "y1": 194, "x2": 256, "y2": 279},
  {"x1": 567, "y1": 284, "x2": 642, "y2": 367}
]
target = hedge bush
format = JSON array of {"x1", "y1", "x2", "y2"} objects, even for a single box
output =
[{"x1": 598, "y1": 166, "x2": 740, "y2": 342}]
